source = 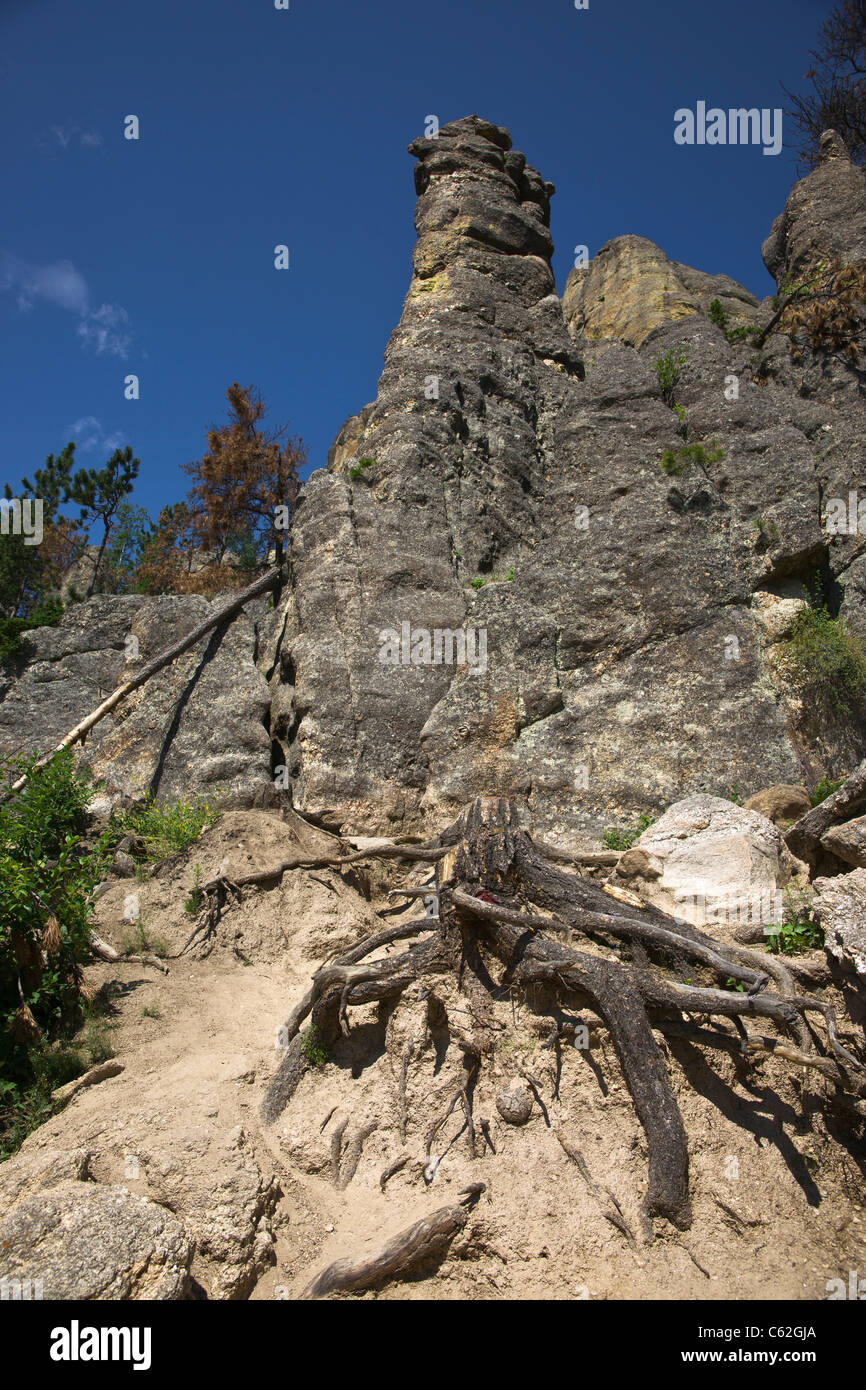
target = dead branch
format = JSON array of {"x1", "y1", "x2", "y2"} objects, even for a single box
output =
[{"x1": 299, "y1": 1185, "x2": 485, "y2": 1300}]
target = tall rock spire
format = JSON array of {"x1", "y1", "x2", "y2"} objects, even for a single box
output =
[{"x1": 268, "y1": 117, "x2": 866, "y2": 840}]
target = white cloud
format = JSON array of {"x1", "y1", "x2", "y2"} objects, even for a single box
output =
[
  {"x1": 0, "y1": 251, "x2": 89, "y2": 313},
  {"x1": 69, "y1": 416, "x2": 126, "y2": 453},
  {"x1": 77, "y1": 303, "x2": 132, "y2": 359},
  {"x1": 45, "y1": 124, "x2": 103, "y2": 152},
  {"x1": 0, "y1": 252, "x2": 133, "y2": 358}
]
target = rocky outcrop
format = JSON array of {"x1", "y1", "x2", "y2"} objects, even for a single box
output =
[
  {"x1": 562, "y1": 234, "x2": 761, "y2": 347},
  {"x1": 762, "y1": 129, "x2": 866, "y2": 284},
  {"x1": 0, "y1": 592, "x2": 273, "y2": 806},
  {"x1": 2, "y1": 118, "x2": 865, "y2": 839},
  {"x1": 269, "y1": 116, "x2": 866, "y2": 838}
]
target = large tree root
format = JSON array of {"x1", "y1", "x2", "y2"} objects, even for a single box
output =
[
  {"x1": 261, "y1": 797, "x2": 865, "y2": 1237},
  {"x1": 299, "y1": 1184, "x2": 485, "y2": 1299}
]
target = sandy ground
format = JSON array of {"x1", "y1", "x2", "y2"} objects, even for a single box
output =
[{"x1": 8, "y1": 809, "x2": 865, "y2": 1300}]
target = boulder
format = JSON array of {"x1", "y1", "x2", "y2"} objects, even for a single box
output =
[
  {"x1": 745, "y1": 784, "x2": 811, "y2": 827},
  {"x1": 0, "y1": 1178, "x2": 192, "y2": 1300},
  {"x1": 820, "y1": 814, "x2": 866, "y2": 868},
  {"x1": 812, "y1": 868, "x2": 866, "y2": 977},
  {"x1": 612, "y1": 794, "x2": 803, "y2": 940}
]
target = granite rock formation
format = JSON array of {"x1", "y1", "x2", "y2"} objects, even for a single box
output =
[
  {"x1": 268, "y1": 116, "x2": 866, "y2": 839},
  {"x1": 2, "y1": 116, "x2": 865, "y2": 843}
]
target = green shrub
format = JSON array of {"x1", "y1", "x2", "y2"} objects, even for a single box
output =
[
  {"x1": 752, "y1": 516, "x2": 780, "y2": 541},
  {"x1": 0, "y1": 752, "x2": 106, "y2": 1153},
  {"x1": 109, "y1": 794, "x2": 217, "y2": 863},
  {"x1": 764, "y1": 906, "x2": 824, "y2": 956},
  {"x1": 651, "y1": 345, "x2": 690, "y2": 407},
  {"x1": 348, "y1": 457, "x2": 376, "y2": 481},
  {"x1": 659, "y1": 441, "x2": 725, "y2": 477},
  {"x1": 470, "y1": 576, "x2": 487, "y2": 590},
  {"x1": 602, "y1": 813, "x2": 654, "y2": 852},
  {"x1": 777, "y1": 604, "x2": 866, "y2": 714},
  {"x1": 300, "y1": 1024, "x2": 328, "y2": 1066},
  {"x1": 809, "y1": 777, "x2": 844, "y2": 807},
  {"x1": 708, "y1": 299, "x2": 728, "y2": 332},
  {"x1": 708, "y1": 298, "x2": 760, "y2": 346}
]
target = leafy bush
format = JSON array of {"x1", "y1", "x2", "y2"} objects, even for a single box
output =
[
  {"x1": 708, "y1": 298, "x2": 729, "y2": 332},
  {"x1": 108, "y1": 794, "x2": 217, "y2": 862},
  {"x1": 777, "y1": 604, "x2": 866, "y2": 714},
  {"x1": 602, "y1": 813, "x2": 654, "y2": 852},
  {"x1": 707, "y1": 298, "x2": 760, "y2": 345},
  {"x1": 764, "y1": 906, "x2": 824, "y2": 956},
  {"x1": 348, "y1": 457, "x2": 376, "y2": 481},
  {"x1": 0, "y1": 752, "x2": 104, "y2": 1152}
]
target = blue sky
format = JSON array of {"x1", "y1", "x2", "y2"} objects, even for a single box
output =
[{"x1": 0, "y1": 0, "x2": 833, "y2": 520}]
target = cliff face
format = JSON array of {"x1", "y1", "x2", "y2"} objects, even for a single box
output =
[
  {"x1": 3, "y1": 116, "x2": 865, "y2": 838},
  {"x1": 269, "y1": 115, "x2": 866, "y2": 838}
]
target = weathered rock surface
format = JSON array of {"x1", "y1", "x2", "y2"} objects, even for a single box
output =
[
  {"x1": 820, "y1": 813, "x2": 866, "y2": 867},
  {"x1": 562, "y1": 234, "x2": 761, "y2": 347},
  {"x1": 0, "y1": 1174, "x2": 192, "y2": 1300},
  {"x1": 612, "y1": 794, "x2": 803, "y2": 939},
  {"x1": 812, "y1": 867, "x2": 866, "y2": 977},
  {"x1": 0, "y1": 593, "x2": 273, "y2": 805},
  {"x1": 269, "y1": 116, "x2": 866, "y2": 838}
]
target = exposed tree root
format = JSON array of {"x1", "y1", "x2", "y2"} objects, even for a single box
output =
[
  {"x1": 261, "y1": 797, "x2": 864, "y2": 1237},
  {"x1": 554, "y1": 1129, "x2": 636, "y2": 1246},
  {"x1": 299, "y1": 1184, "x2": 485, "y2": 1300}
]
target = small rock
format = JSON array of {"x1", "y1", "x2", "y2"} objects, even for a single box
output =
[{"x1": 495, "y1": 1079, "x2": 533, "y2": 1125}]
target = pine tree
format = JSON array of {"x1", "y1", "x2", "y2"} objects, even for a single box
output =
[{"x1": 183, "y1": 383, "x2": 305, "y2": 575}]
